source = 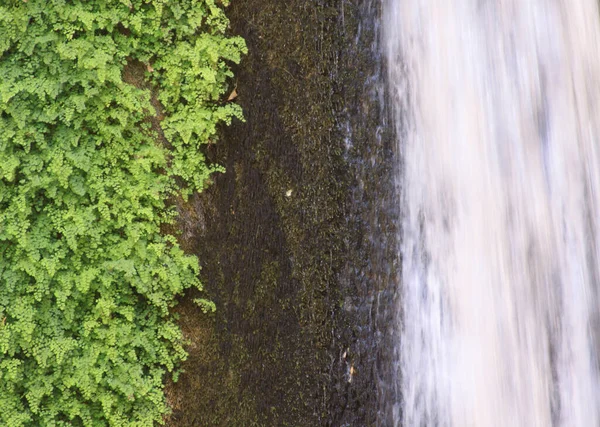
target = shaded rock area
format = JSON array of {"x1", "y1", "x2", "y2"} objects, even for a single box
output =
[{"x1": 165, "y1": 0, "x2": 398, "y2": 426}]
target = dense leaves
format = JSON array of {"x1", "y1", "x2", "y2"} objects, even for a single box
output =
[{"x1": 0, "y1": 0, "x2": 245, "y2": 425}]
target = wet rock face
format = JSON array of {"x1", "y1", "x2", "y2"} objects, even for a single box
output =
[{"x1": 166, "y1": 1, "x2": 397, "y2": 426}]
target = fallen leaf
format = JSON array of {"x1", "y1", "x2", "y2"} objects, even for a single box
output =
[{"x1": 227, "y1": 88, "x2": 238, "y2": 101}]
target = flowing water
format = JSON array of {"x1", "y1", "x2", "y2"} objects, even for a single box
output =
[{"x1": 385, "y1": 1, "x2": 600, "y2": 426}]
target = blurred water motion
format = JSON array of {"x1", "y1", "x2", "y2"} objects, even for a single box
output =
[{"x1": 385, "y1": 1, "x2": 600, "y2": 425}]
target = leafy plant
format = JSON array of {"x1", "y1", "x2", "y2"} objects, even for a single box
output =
[{"x1": 0, "y1": 0, "x2": 245, "y2": 425}]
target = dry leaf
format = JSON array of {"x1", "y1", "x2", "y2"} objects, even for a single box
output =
[{"x1": 227, "y1": 88, "x2": 238, "y2": 101}]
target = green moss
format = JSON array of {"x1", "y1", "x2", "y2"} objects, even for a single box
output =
[{"x1": 0, "y1": 1, "x2": 244, "y2": 424}]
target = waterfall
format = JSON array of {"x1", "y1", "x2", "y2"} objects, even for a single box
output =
[{"x1": 385, "y1": 1, "x2": 600, "y2": 426}]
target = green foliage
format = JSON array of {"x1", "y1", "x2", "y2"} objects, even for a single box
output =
[{"x1": 0, "y1": 0, "x2": 245, "y2": 425}]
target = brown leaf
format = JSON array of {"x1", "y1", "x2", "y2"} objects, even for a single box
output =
[{"x1": 227, "y1": 88, "x2": 238, "y2": 101}]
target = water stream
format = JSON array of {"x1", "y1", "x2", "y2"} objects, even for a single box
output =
[{"x1": 385, "y1": 1, "x2": 600, "y2": 425}]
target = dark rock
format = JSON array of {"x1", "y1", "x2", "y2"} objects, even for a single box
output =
[{"x1": 165, "y1": 1, "x2": 398, "y2": 426}]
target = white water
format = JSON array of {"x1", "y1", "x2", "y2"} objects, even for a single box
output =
[{"x1": 385, "y1": 1, "x2": 600, "y2": 426}]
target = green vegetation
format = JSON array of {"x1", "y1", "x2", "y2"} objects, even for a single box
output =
[{"x1": 0, "y1": 0, "x2": 245, "y2": 425}]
